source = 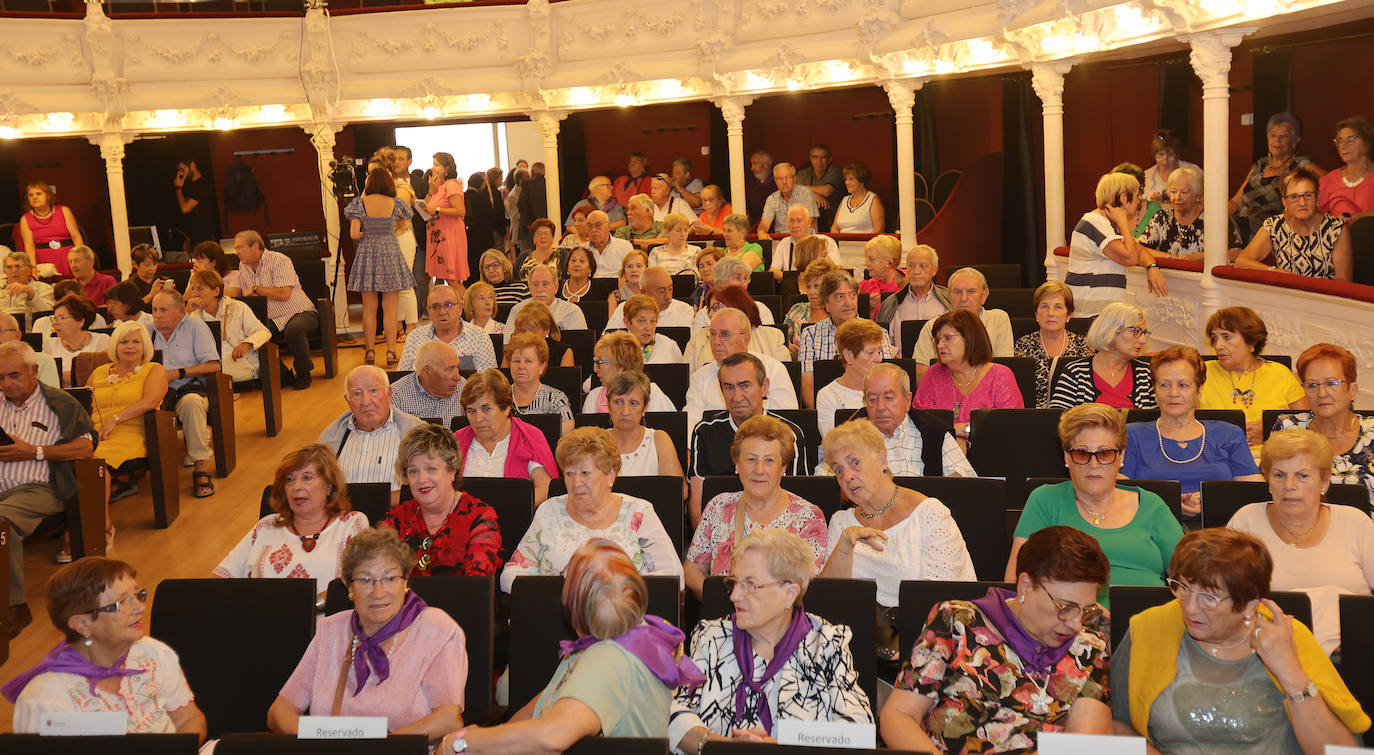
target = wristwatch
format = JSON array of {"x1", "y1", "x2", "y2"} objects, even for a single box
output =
[
  {"x1": 1288, "y1": 681, "x2": 1320, "y2": 703},
  {"x1": 449, "y1": 728, "x2": 468, "y2": 752},
  {"x1": 34, "y1": 445, "x2": 43, "y2": 462}
]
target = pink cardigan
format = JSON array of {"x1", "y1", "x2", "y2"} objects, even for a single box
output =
[
  {"x1": 913, "y1": 362, "x2": 1024, "y2": 423},
  {"x1": 455, "y1": 417, "x2": 559, "y2": 479}
]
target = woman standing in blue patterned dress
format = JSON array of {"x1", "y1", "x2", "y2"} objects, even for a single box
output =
[{"x1": 346, "y1": 167, "x2": 414, "y2": 367}]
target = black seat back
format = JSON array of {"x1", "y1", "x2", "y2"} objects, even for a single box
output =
[
  {"x1": 967, "y1": 408, "x2": 1066, "y2": 512},
  {"x1": 459, "y1": 478, "x2": 534, "y2": 564},
  {"x1": 1200, "y1": 480, "x2": 1370, "y2": 528},
  {"x1": 565, "y1": 738, "x2": 669, "y2": 755},
  {"x1": 897, "y1": 580, "x2": 1012, "y2": 660},
  {"x1": 895, "y1": 477, "x2": 1008, "y2": 580},
  {"x1": 657, "y1": 326, "x2": 690, "y2": 350},
  {"x1": 899, "y1": 319, "x2": 929, "y2": 358},
  {"x1": 643, "y1": 363, "x2": 689, "y2": 408},
  {"x1": 216, "y1": 734, "x2": 428, "y2": 755},
  {"x1": 1110, "y1": 585, "x2": 1311, "y2": 651},
  {"x1": 992, "y1": 356, "x2": 1037, "y2": 408},
  {"x1": 548, "y1": 475, "x2": 685, "y2": 557},
  {"x1": 0, "y1": 734, "x2": 199, "y2": 755},
  {"x1": 766, "y1": 409, "x2": 820, "y2": 471},
  {"x1": 1339, "y1": 594, "x2": 1374, "y2": 719}
]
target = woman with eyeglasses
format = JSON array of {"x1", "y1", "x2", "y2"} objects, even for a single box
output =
[
  {"x1": 5, "y1": 558, "x2": 207, "y2": 739},
  {"x1": 1320, "y1": 117, "x2": 1374, "y2": 219},
  {"x1": 1228, "y1": 112, "x2": 1319, "y2": 239},
  {"x1": 42, "y1": 293, "x2": 109, "y2": 388},
  {"x1": 1047, "y1": 302, "x2": 1157, "y2": 410},
  {"x1": 1008, "y1": 404, "x2": 1184, "y2": 606},
  {"x1": 1273, "y1": 343, "x2": 1373, "y2": 506},
  {"x1": 1111, "y1": 528, "x2": 1369, "y2": 752},
  {"x1": 477, "y1": 249, "x2": 529, "y2": 308},
  {"x1": 1199, "y1": 306, "x2": 1307, "y2": 459},
  {"x1": 882, "y1": 526, "x2": 1112, "y2": 752},
  {"x1": 269, "y1": 528, "x2": 468, "y2": 742},
  {"x1": 380, "y1": 424, "x2": 501, "y2": 577},
  {"x1": 672, "y1": 529, "x2": 872, "y2": 753},
  {"x1": 584, "y1": 331, "x2": 676, "y2": 413},
  {"x1": 514, "y1": 218, "x2": 566, "y2": 283},
  {"x1": 1236, "y1": 165, "x2": 1353, "y2": 280}
]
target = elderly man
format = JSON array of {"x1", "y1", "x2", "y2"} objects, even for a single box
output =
[
  {"x1": 564, "y1": 176, "x2": 626, "y2": 232},
  {"x1": 502, "y1": 265, "x2": 587, "y2": 340},
  {"x1": 612, "y1": 152, "x2": 653, "y2": 208},
  {"x1": 0, "y1": 250, "x2": 54, "y2": 319},
  {"x1": 746, "y1": 150, "x2": 777, "y2": 221},
  {"x1": 614, "y1": 194, "x2": 665, "y2": 251},
  {"x1": 391, "y1": 341, "x2": 464, "y2": 426},
  {"x1": 877, "y1": 244, "x2": 950, "y2": 356},
  {"x1": 399, "y1": 285, "x2": 497, "y2": 371},
  {"x1": 839, "y1": 363, "x2": 975, "y2": 478},
  {"x1": 67, "y1": 246, "x2": 117, "y2": 305},
  {"x1": 686, "y1": 351, "x2": 809, "y2": 525},
  {"x1": 768, "y1": 204, "x2": 843, "y2": 274},
  {"x1": 0, "y1": 340, "x2": 97, "y2": 637},
  {"x1": 911, "y1": 266, "x2": 1013, "y2": 379},
  {"x1": 757, "y1": 162, "x2": 818, "y2": 240},
  {"x1": 797, "y1": 144, "x2": 845, "y2": 224},
  {"x1": 0, "y1": 313, "x2": 57, "y2": 387},
  {"x1": 688, "y1": 258, "x2": 776, "y2": 329},
  {"x1": 319, "y1": 365, "x2": 425, "y2": 494},
  {"x1": 685, "y1": 307, "x2": 797, "y2": 433},
  {"x1": 227, "y1": 230, "x2": 320, "y2": 390},
  {"x1": 583, "y1": 210, "x2": 632, "y2": 277},
  {"x1": 670, "y1": 158, "x2": 705, "y2": 211},
  {"x1": 649, "y1": 173, "x2": 694, "y2": 222},
  {"x1": 149, "y1": 290, "x2": 221, "y2": 499},
  {"x1": 798, "y1": 270, "x2": 894, "y2": 406},
  {"x1": 604, "y1": 266, "x2": 694, "y2": 330}
]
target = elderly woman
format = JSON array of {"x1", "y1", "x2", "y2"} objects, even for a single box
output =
[
  {"x1": 1138, "y1": 166, "x2": 1242, "y2": 260},
  {"x1": 479, "y1": 248, "x2": 530, "y2": 307},
  {"x1": 185, "y1": 269, "x2": 271, "y2": 383},
  {"x1": 691, "y1": 184, "x2": 733, "y2": 234},
  {"x1": 649, "y1": 213, "x2": 701, "y2": 277},
  {"x1": 560, "y1": 205, "x2": 592, "y2": 251},
  {"x1": 1236, "y1": 165, "x2": 1353, "y2": 280},
  {"x1": 720, "y1": 213, "x2": 765, "y2": 272},
  {"x1": 684, "y1": 285, "x2": 788, "y2": 367},
  {"x1": 584, "y1": 330, "x2": 676, "y2": 413},
  {"x1": 1142, "y1": 129, "x2": 1200, "y2": 204},
  {"x1": 821, "y1": 419, "x2": 976, "y2": 656},
  {"x1": 1009, "y1": 403, "x2": 1184, "y2": 603},
  {"x1": 499, "y1": 427, "x2": 682, "y2": 592},
  {"x1": 606, "y1": 371, "x2": 684, "y2": 479},
  {"x1": 1123, "y1": 346, "x2": 1261, "y2": 517},
  {"x1": 509, "y1": 300, "x2": 575, "y2": 368},
  {"x1": 463, "y1": 281, "x2": 504, "y2": 335},
  {"x1": 674, "y1": 529, "x2": 872, "y2": 751},
  {"x1": 684, "y1": 415, "x2": 825, "y2": 599},
  {"x1": 690, "y1": 246, "x2": 721, "y2": 308},
  {"x1": 43, "y1": 294, "x2": 109, "y2": 387},
  {"x1": 830, "y1": 161, "x2": 885, "y2": 233},
  {"x1": 800, "y1": 270, "x2": 893, "y2": 407},
  {"x1": 623, "y1": 294, "x2": 684, "y2": 365},
  {"x1": 560, "y1": 245, "x2": 596, "y2": 303},
  {"x1": 857, "y1": 235, "x2": 905, "y2": 315},
  {"x1": 1111, "y1": 527, "x2": 1369, "y2": 751},
  {"x1": 268, "y1": 528, "x2": 467, "y2": 742},
  {"x1": 1066, "y1": 172, "x2": 1167, "y2": 317},
  {"x1": 1274, "y1": 343, "x2": 1374, "y2": 505},
  {"x1": 1015, "y1": 281, "x2": 1094, "y2": 408},
  {"x1": 456, "y1": 369, "x2": 557, "y2": 505},
  {"x1": 16, "y1": 180, "x2": 83, "y2": 275},
  {"x1": 506, "y1": 332, "x2": 575, "y2": 435},
  {"x1": 609, "y1": 250, "x2": 649, "y2": 313},
  {"x1": 882, "y1": 526, "x2": 1112, "y2": 752},
  {"x1": 3, "y1": 558, "x2": 206, "y2": 740},
  {"x1": 0, "y1": 250, "x2": 55, "y2": 319},
  {"x1": 915, "y1": 309, "x2": 1024, "y2": 447},
  {"x1": 1047, "y1": 301, "x2": 1156, "y2": 409},
  {"x1": 1199, "y1": 306, "x2": 1307, "y2": 456},
  {"x1": 816, "y1": 317, "x2": 887, "y2": 436},
  {"x1": 103, "y1": 281, "x2": 154, "y2": 329},
  {"x1": 380, "y1": 424, "x2": 501, "y2": 577},
  {"x1": 782, "y1": 257, "x2": 837, "y2": 360},
  {"x1": 127, "y1": 244, "x2": 172, "y2": 305},
  {"x1": 445, "y1": 540, "x2": 700, "y2": 751},
  {"x1": 1320, "y1": 116, "x2": 1374, "y2": 219},
  {"x1": 1228, "y1": 429, "x2": 1374, "y2": 655},
  {"x1": 515, "y1": 218, "x2": 566, "y2": 282},
  {"x1": 213, "y1": 443, "x2": 368, "y2": 600},
  {"x1": 1229, "y1": 111, "x2": 1318, "y2": 238}
]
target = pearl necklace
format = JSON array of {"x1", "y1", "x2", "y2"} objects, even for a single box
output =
[{"x1": 1157, "y1": 419, "x2": 1206, "y2": 464}]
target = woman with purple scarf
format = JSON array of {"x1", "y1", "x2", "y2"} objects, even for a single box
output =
[
  {"x1": 5, "y1": 558, "x2": 206, "y2": 741},
  {"x1": 268, "y1": 528, "x2": 467, "y2": 743},
  {"x1": 670, "y1": 529, "x2": 873, "y2": 752},
  {"x1": 881, "y1": 526, "x2": 1113, "y2": 753},
  {"x1": 441, "y1": 539, "x2": 702, "y2": 752}
]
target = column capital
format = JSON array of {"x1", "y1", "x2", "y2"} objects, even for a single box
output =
[
  {"x1": 530, "y1": 109, "x2": 568, "y2": 140},
  {"x1": 711, "y1": 96, "x2": 754, "y2": 125},
  {"x1": 880, "y1": 78, "x2": 925, "y2": 113},
  {"x1": 87, "y1": 131, "x2": 134, "y2": 167},
  {"x1": 1186, "y1": 28, "x2": 1254, "y2": 87},
  {"x1": 305, "y1": 123, "x2": 344, "y2": 155},
  {"x1": 1028, "y1": 61, "x2": 1075, "y2": 105}
]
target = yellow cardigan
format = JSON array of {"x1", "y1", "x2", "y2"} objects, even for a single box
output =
[{"x1": 1125, "y1": 600, "x2": 1370, "y2": 744}]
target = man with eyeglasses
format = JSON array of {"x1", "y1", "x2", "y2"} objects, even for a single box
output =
[
  {"x1": 684, "y1": 308, "x2": 797, "y2": 435},
  {"x1": 756, "y1": 162, "x2": 818, "y2": 241},
  {"x1": 796, "y1": 143, "x2": 845, "y2": 230},
  {"x1": 398, "y1": 285, "x2": 496, "y2": 371},
  {"x1": 564, "y1": 176, "x2": 626, "y2": 233},
  {"x1": 0, "y1": 250, "x2": 54, "y2": 322},
  {"x1": 0, "y1": 340, "x2": 97, "y2": 637},
  {"x1": 604, "y1": 266, "x2": 693, "y2": 331},
  {"x1": 911, "y1": 267, "x2": 1014, "y2": 382},
  {"x1": 501, "y1": 266, "x2": 587, "y2": 341}
]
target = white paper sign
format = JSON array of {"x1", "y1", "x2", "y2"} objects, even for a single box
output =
[
  {"x1": 776, "y1": 720, "x2": 876, "y2": 749},
  {"x1": 297, "y1": 715, "x2": 388, "y2": 739},
  {"x1": 1327, "y1": 746, "x2": 1374, "y2": 754},
  {"x1": 37, "y1": 711, "x2": 126, "y2": 736},
  {"x1": 1039, "y1": 732, "x2": 1146, "y2": 754}
]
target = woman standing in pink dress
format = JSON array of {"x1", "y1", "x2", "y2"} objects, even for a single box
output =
[
  {"x1": 17, "y1": 181, "x2": 83, "y2": 276},
  {"x1": 421, "y1": 152, "x2": 468, "y2": 290}
]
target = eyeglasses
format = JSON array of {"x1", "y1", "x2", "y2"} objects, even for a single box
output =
[
  {"x1": 1167, "y1": 577, "x2": 1224, "y2": 610},
  {"x1": 90, "y1": 587, "x2": 148, "y2": 615},
  {"x1": 1121, "y1": 326, "x2": 1151, "y2": 339},
  {"x1": 351, "y1": 575, "x2": 405, "y2": 590},
  {"x1": 1042, "y1": 586, "x2": 1103, "y2": 624},
  {"x1": 1067, "y1": 447, "x2": 1121, "y2": 465},
  {"x1": 51, "y1": 314, "x2": 69, "y2": 323},
  {"x1": 481, "y1": 262, "x2": 504, "y2": 270},
  {"x1": 1303, "y1": 378, "x2": 1349, "y2": 392},
  {"x1": 723, "y1": 576, "x2": 790, "y2": 596},
  {"x1": 427, "y1": 302, "x2": 458, "y2": 311},
  {"x1": 1333, "y1": 135, "x2": 1362, "y2": 147},
  {"x1": 1283, "y1": 192, "x2": 1317, "y2": 203},
  {"x1": 592, "y1": 358, "x2": 612, "y2": 366}
]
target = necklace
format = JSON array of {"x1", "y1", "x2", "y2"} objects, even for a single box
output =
[
  {"x1": 1157, "y1": 419, "x2": 1206, "y2": 464},
  {"x1": 290, "y1": 516, "x2": 332, "y2": 553},
  {"x1": 1024, "y1": 669, "x2": 1055, "y2": 715},
  {"x1": 29, "y1": 206, "x2": 54, "y2": 222},
  {"x1": 857, "y1": 485, "x2": 899, "y2": 520},
  {"x1": 1313, "y1": 414, "x2": 1358, "y2": 441},
  {"x1": 1227, "y1": 362, "x2": 1260, "y2": 408},
  {"x1": 1038, "y1": 331, "x2": 1066, "y2": 358},
  {"x1": 1275, "y1": 507, "x2": 1323, "y2": 548},
  {"x1": 953, "y1": 366, "x2": 980, "y2": 391},
  {"x1": 1078, "y1": 497, "x2": 1110, "y2": 526},
  {"x1": 1200, "y1": 632, "x2": 1253, "y2": 658}
]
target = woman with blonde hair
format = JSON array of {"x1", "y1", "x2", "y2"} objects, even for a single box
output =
[
  {"x1": 648, "y1": 212, "x2": 700, "y2": 276},
  {"x1": 609, "y1": 250, "x2": 649, "y2": 315},
  {"x1": 858, "y1": 235, "x2": 906, "y2": 313},
  {"x1": 622, "y1": 294, "x2": 683, "y2": 365},
  {"x1": 1047, "y1": 301, "x2": 1156, "y2": 409},
  {"x1": 462, "y1": 281, "x2": 504, "y2": 335},
  {"x1": 1066, "y1": 171, "x2": 1167, "y2": 316},
  {"x1": 815, "y1": 317, "x2": 886, "y2": 435},
  {"x1": 478, "y1": 248, "x2": 529, "y2": 307},
  {"x1": 186, "y1": 268, "x2": 271, "y2": 383}
]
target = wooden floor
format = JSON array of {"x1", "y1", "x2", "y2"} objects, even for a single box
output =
[{"x1": 0, "y1": 340, "x2": 372, "y2": 731}]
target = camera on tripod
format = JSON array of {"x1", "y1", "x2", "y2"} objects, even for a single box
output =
[{"x1": 327, "y1": 157, "x2": 359, "y2": 200}]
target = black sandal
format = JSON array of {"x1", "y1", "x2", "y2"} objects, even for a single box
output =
[{"x1": 192, "y1": 471, "x2": 215, "y2": 498}]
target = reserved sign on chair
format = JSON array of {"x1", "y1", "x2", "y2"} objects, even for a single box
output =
[{"x1": 297, "y1": 716, "x2": 388, "y2": 739}]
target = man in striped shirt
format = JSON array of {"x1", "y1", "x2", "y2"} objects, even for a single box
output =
[
  {"x1": 229, "y1": 231, "x2": 319, "y2": 390},
  {"x1": 0, "y1": 341, "x2": 97, "y2": 637},
  {"x1": 391, "y1": 341, "x2": 463, "y2": 426},
  {"x1": 318, "y1": 365, "x2": 425, "y2": 499}
]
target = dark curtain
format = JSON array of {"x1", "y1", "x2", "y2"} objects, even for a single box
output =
[
  {"x1": 1252, "y1": 49, "x2": 1293, "y2": 160},
  {"x1": 123, "y1": 132, "x2": 216, "y2": 253},
  {"x1": 351, "y1": 123, "x2": 396, "y2": 174},
  {"x1": 708, "y1": 105, "x2": 729, "y2": 188},
  {"x1": 1157, "y1": 60, "x2": 1194, "y2": 148},
  {"x1": 914, "y1": 88, "x2": 939, "y2": 183},
  {"x1": 1001, "y1": 74, "x2": 1042, "y2": 286},
  {"x1": 557, "y1": 113, "x2": 588, "y2": 223}
]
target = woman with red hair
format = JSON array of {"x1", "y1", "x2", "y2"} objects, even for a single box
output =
[{"x1": 1272, "y1": 343, "x2": 1373, "y2": 506}]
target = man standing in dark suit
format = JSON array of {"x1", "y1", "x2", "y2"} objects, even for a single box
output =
[
  {"x1": 515, "y1": 162, "x2": 548, "y2": 254},
  {"x1": 396, "y1": 145, "x2": 428, "y2": 307}
]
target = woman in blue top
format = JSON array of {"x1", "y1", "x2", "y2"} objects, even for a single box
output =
[
  {"x1": 1007, "y1": 403, "x2": 1184, "y2": 607},
  {"x1": 1123, "y1": 346, "x2": 1262, "y2": 518}
]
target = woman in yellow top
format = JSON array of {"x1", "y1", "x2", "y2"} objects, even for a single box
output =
[
  {"x1": 87, "y1": 320, "x2": 169, "y2": 539},
  {"x1": 719, "y1": 213, "x2": 765, "y2": 272},
  {"x1": 1198, "y1": 306, "x2": 1306, "y2": 462}
]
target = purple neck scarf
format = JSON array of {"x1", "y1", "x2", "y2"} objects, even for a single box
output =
[
  {"x1": 971, "y1": 587, "x2": 1073, "y2": 674},
  {"x1": 558, "y1": 614, "x2": 704, "y2": 688},
  {"x1": 349, "y1": 590, "x2": 427, "y2": 696},
  {"x1": 2, "y1": 641, "x2": 139, "y2": 703},
  {"x1": 730, "y1": 607, "x2": 812, "y2": 734}
]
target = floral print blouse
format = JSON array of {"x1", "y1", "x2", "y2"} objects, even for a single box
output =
[
  {"x1": 380, "y1": 492, "x2": 503, "y2": 577},
  {"x1": 895, "y1": 599, "x2": 1110, "y2": 753},
  {"x1": 685, "y1": 491, "x2": 827, "y2": 576}
]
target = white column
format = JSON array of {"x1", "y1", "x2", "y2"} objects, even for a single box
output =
[
  {"x1": 535, "y1": 110, "x2": 567, "y2": 225},
  {"x1": 882, "y1": 79, "x2": 923, "y2": 244},
  {"x1": 713, "y1": 97, "x2": 752, "y2": 211},
  {"x1": 1189, "y1": 31, "x2": 1251, "y2": 280},
  {"x1": 309, "y1": 123, "x2": 350, "y2": 331},
  {"x1": 1030, "y1": 63, "x2": 1073, "y2": 280},
  {"x1": 92, "y1": 132, "x2": 134, "y2": 276}
]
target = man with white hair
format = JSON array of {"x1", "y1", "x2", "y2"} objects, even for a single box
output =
[
  {"x1": 399, "y1": 284, "x2": 497, "y2": 371},
  {"x1": 649, "y1": 173, "x2": 694, "y2": 221},
  {"x1": 768, "y1": 204, "x2": 842, "y2": 274},
  {"x1": 878, "y1": 244, "x2": 950, "y2": 355},
  {"x1": 689, "y1": 257, "x2": 776, "y2": 329},
  {"x1": 614, "y1": 194, "x2": 666, "y2": 251},
  {"x1": 0, "y1": 313, "x2": 57, "y2": 387},
  {"x1": 150, "y1": 289, "x2": 221, "y2": 499},
  {"x1": 911, "y1": 266, "x2": 1013, "y2": 380},
  {"x1": 503, "y1": 265, "x2": 587, "y2": 340},
  {"x1": 582, "y1": 210, "x2": 631, "y2": 277},
  {"x1": 757, "y1": 162, "x2": 818, "y2": 240},
  {"x1": 391, "y1": 340, "x2": 464, "y2": 425},
  {"x1": 319, "y1": 365, "x2": 424, "y2": 494},
  {"x1": 684, "y1": 307, "x2": 797, "y2": 433},
  {"x1": 604, "y1": 266, "x2": 694, "y2": 330},
  {"x1": 830, "y1": 363, "x2": 975, "y2": 478}
]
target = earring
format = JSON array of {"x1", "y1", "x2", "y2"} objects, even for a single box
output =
[
  {"x1": 1018, "y1": 594, "x2": 1025, "y2": 603},
  {"x1": 1243, "y1": 616, "x2": 1252, "y2": 628},
  {"x1": 82, "y1": 635, "x2": 93, "y2": 647}
]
